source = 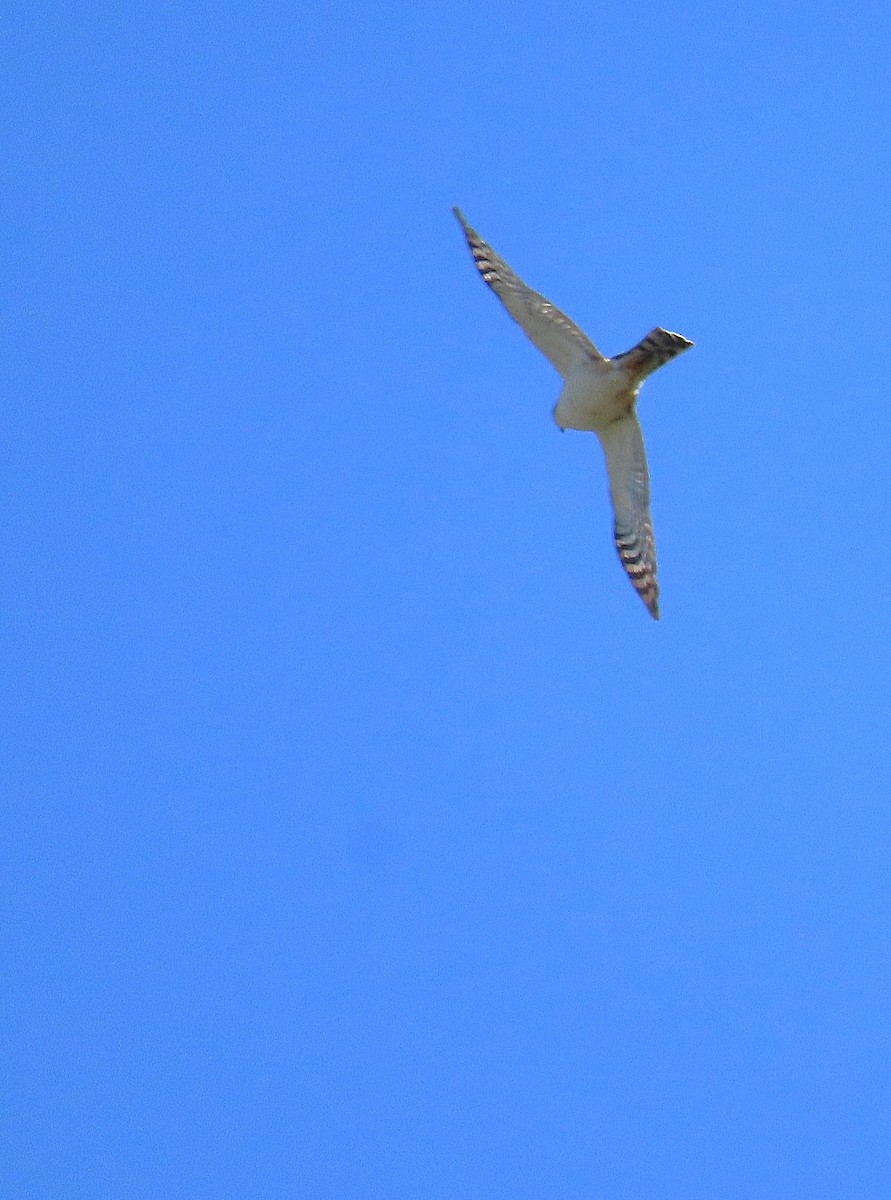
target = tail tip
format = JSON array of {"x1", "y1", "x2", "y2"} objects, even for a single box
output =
[{"x1": 656, "y1": 327, "x2": 694, "y2": 351}]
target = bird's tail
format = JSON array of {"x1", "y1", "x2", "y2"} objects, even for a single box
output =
[{"x1": 614, "y1": 327, "x2": 694, "y2": 380}]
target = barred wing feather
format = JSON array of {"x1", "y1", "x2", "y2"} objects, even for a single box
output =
[
  {"x1": 452, "y1": 207, "x2": 604, "y2": 377},
  {"x1": 597, "y1": 412, "x2": 660, "y2": 619}
]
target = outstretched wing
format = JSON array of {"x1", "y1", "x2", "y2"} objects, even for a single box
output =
[
  {"x1": 596, "y1": 411, "x2": 659, "y2": 619},
  {"x1": 453, "y1": 207, "x2": 604, "y2": 378}
]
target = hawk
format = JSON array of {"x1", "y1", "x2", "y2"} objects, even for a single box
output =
[{"x1": 453, "y1": 207, "x2": 693, "y2": 620}]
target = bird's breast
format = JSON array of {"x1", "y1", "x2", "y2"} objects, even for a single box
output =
[{"x1": 552, "y1": 362, "x2": 636, "y2": 432}]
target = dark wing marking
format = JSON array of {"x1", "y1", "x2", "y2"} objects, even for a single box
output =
[
  {"x1": 453, "y1": 207, "x2": 604, "y2": 377},
  {"x1": 597, "y1": 411, "x2": 660, "y2": 619}
]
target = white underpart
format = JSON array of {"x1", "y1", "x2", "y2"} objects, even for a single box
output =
[{"x1": 552, "y1": 359, "x2": 639, "y2": 432}]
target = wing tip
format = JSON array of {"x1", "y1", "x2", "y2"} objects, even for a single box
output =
[
  {"x1": 630, "y1": 577, "x2": 660, "y2": 621},
  {"x1": 636, "y1": 583, "x2": 660, "y2": 620}
]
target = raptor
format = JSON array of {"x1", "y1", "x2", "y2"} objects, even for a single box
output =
[{"x1": 453, "y1": 207, "x2": 693, "y2": 620}]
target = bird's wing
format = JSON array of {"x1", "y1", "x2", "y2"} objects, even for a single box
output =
[
  {"x1": 453, "y1": 207, "x2": 604, "y2": 378},
  {"x1": 596, "y1": 411, "x2": 660, "y2": 619}
]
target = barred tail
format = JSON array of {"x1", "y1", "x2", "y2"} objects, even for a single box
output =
[{"x1": 614, "y1": 327, "x2": 694, "y2": 380}]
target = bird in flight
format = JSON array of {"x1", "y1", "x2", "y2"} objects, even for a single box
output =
[{"x1": 453, "y1": 207, "x2": 693, "y2": 620}]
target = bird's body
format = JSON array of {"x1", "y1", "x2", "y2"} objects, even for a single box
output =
[
  {"x1": 552, "y1": 358, "x2": 637, "y2": 432},
  {"x1": 452, "y1": 206, "x2": 693, "y2": 620}
]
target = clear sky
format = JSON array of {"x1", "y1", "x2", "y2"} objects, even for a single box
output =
[{"x1": 4, "y1": 2, "x2": 891, "y2": 1197}]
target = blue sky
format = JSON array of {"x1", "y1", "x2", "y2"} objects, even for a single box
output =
[{"x1": 4, "y1": 2, "x2": 891, "y2": 1196}]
